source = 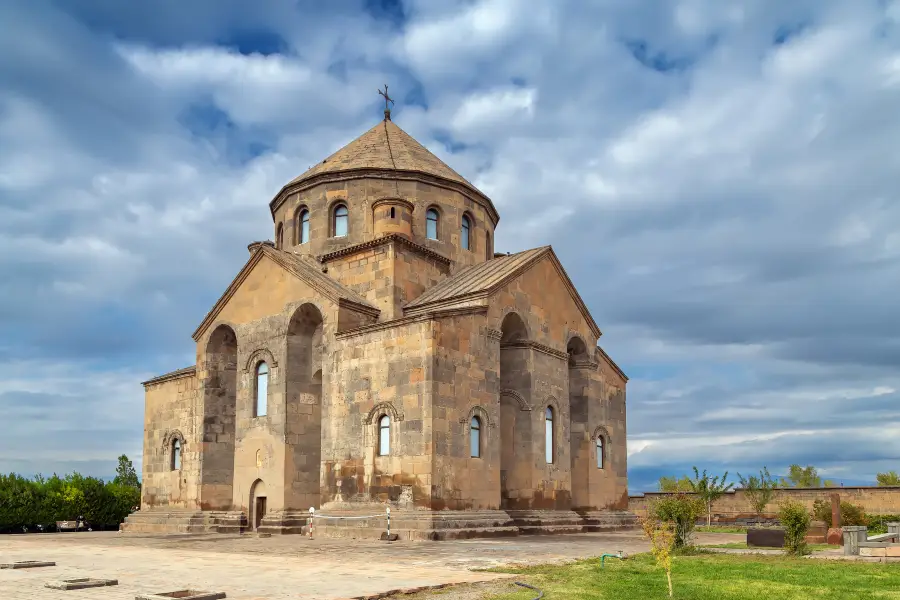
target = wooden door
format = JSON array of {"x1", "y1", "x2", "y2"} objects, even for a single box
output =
[{"x1": 254, "y1": 497, "x2": 267, "y2": 530}]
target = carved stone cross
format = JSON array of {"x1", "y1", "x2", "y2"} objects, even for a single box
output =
[{"x1": 378, "y1": 84, "x2": 394, "y2": 120}]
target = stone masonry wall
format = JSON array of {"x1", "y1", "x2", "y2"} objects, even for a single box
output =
[
  {"x1": 628, "y1": 487, "x2": 900, "y2": 519},
  {"x1": 431, "y1": 310, "x2": 499, "y2": 510},
  {"x1": 141, "y1": 372, "x2": 201, "y2": 509},
  {"x1": 324, "y1": 318, "x2": 434, "y2": 508}
]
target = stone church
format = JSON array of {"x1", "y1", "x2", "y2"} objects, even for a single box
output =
[{"x1": 124, "y1": 104, "x2": 632, "y2": 539}]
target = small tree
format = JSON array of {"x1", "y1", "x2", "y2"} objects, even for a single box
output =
[
  {"x1": 658, "y1": 475, "x2": 693, "y2": 492},
  {"x1": 114, "y1": 455, "x2": 140, "y2": 489},
  {"x1": 780, "y1": 464, "x2": 821, "y2": 488},
  {"x1": 779, "y1": 500, "x2": 811, "y2": 555},
  {"x1": 877, "y1": 471, "x2": 900, "y2": 486},
  {"x1": 689, "y1": 467, "x2": 734, "y2": 527},
  {"x1": 652, "y1": 493, "x2": 705, "y2": 548},
  {"x1": 641, "y1": 515, "x2": 675, "y2": 598},
  {"x1": 737, "y1": 467, "x2": 777, "y2": 523}
]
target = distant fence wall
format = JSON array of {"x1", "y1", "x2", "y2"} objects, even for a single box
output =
[{"x1": 628, "y1": 487, "x2": 900, "y2": 521}]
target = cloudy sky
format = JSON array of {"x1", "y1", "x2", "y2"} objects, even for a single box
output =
[{"x1": 2, "y1": 0, "x2": 899, "y2": 493}]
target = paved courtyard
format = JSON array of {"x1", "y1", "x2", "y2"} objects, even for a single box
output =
[{"x1": 0, "y1": 530, "x2": 742, "y2": 599}]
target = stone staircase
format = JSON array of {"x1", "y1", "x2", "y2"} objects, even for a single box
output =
[{"x1": 120, "y1": 510, "x2": 247, "y2": 534}]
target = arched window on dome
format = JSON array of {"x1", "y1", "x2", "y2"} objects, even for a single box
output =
[
  {"x1": 297, "y1": 209, "x2": 310, "y2": 244},
  {"x1": 333, "y1": 204, "x2": 348, "y2": 237},
  {"x1": 486, "y1": 231, "x2": 492, "y2": 260},
  {"x1": 461, "y1": 214, "x2": 471, "y2": 250},
  {"x1": 275, "y1": 223, "x2": 284, "y2": 249},
  {"x1": 426, "y1": 208, "x2": 439, "y2": 240}
]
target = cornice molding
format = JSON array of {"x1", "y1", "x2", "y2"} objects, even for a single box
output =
[
  {"x1": 142, "y1": 366, "x2": 197, "y2": 387},
  {"x1": 500, "y1": 340, "x2": 569, "y2": 361},
  {"x1": 318, "y1": 233, "x2": 452, "y2": 267}
]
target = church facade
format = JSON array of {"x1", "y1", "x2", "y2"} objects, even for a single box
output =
[{"x1": 124, "y1": 110, "x2": 632, "y2": 539}]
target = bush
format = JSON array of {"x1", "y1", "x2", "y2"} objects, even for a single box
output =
[
  {"x1": 651, "y1": 493, "x2": 705, "y2": 548},
  {"x1": 779, "y1": 500, "x2": 811, "y2": 555},
  {"x1": 0, "y1": 470, "x2": 140, "y2": 532},
  {"x1": 866, "y1": 514, "x2": 900, "y2": 535},
  {"x1": 812, "y1": 499, "x2": 868, "y2": 526}
]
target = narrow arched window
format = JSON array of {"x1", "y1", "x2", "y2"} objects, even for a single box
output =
[
  {"x1": 378, "y1": 415, "x2": 390, "y2": 456},
  {"x1": 426, "y1": 208, "x2": 439, "y2": 240},
  {"x1": 333, "y1": 204, "x2": 348, "y2": 237},
  {"x1": 596, "y1": 435, "x2": 605, "y2": 469},
  {"x1": 461, "y1": 214, "x2": 471, "y2": 250},
  {"x1": 255, "y1": 362, "x2": 269, "y2": 417},
  {"x1": 486, "y1": 231, "x2": 492, "y2": 260},
  {"x1": 275, "y1": 223, "x2": 284, "y2": 249},
  {"x1": 470, "y1": 416, "x2": 481, "y2": 458},
  {"x1": 298, "y1": 209, "x2": 310, "y2": 244},
  {"x1": 545, "y1": 407, "x2": 554, "y2": 464},
  {"x1": 171, "y1": 438, "x2": 182, "y2": 471}
]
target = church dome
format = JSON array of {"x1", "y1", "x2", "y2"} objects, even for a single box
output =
[{"x1": 290, "y1": 120, "x2": 475, "y2": 191}]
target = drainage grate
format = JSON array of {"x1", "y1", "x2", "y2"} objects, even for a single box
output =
[
  {"x1": 0, "y1": 561, "x2": 56, "y2": 569},
  {"x1": 46, "y1": 578, "x2": 118, "y2": 590},
  {"x1": 135, "y1": 591, "x2": 226, "y2": 600}
]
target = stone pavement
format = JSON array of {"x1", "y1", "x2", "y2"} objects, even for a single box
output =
[{"x1": 0, "y1": 530, "x2": 742, "y2": 599}]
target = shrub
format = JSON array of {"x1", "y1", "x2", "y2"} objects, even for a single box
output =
[
  {"x1": 651, "y1": 493, "x2": 705, "y2": 548},
  {"x1": 812, "y1": 499, "x2": 868, "y2": 526},
  {"x1": 641, "y1": 515, "x2": 675, "y2": 598},
  {"x1": 779, "y1": 500, "x2": 811, "y2": 555},
  {"x1": 0, "y1": 462, "x2": 140, "y2": 532},
  {"x1": 866, "y1": 514, "x2": 900, "y2": 535}
]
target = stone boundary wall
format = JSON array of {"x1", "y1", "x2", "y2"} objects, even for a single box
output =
[{"x1": 628, "y1": 486, "x2": 900, "y2": 521}]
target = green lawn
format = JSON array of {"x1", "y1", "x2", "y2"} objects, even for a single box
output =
[
  {"x1": 695, "y1": 525, "x2": 748, "y2": 534},
  {"x1": 482, "y1": 553, "x2": 900, "y2": 599},
  {"x1": 701, "y1": 542, "x2": 841, "y2": 552}
]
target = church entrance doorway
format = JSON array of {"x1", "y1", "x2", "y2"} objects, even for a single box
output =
[{"x1": 254, "y1": 496, "x2": 267, "y2": 530}]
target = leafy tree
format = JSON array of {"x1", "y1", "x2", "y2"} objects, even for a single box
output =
[
  {"x1": 688, "y1": 467, "x2": 734, "y2": 527},
  {"x1": 877, "y1": 471, "x2": 900, "y2": 486},
  {"x1": 651, "y1": 493, "x2": 705, "y2": 548},
  {"x1": 779, "y1": 500, "x2": 811, "y2": 556},
  {"x1": 114, "y1": 455, "x2": 140, "y2": 489},
  {"x1": 641, "y1": 515, "x2": 676, "y2": 597},
  {"x1": 780, "y1": 464, "x2": 820, "y2": 488},
  {"x1": 658, "y1": 475, "x2": 693, "y2": 492},
  {"x1": 737, "y1": 467, "x2": 777, "y2": 521}
]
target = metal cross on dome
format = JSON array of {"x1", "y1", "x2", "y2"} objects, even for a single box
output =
[{"x1": 378, "y1": 84, "x2": 394, "y2": 120}]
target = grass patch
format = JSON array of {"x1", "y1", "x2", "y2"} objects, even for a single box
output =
[
  {"x1": 481, "y1": 553, "x2": 900, "y2": 599},
  {"x1": 695, "y1": 525, "x2": 748, "y2": 534},
  {"x1": 701, "y1": 542, "x2": 840, "y2": 552}
]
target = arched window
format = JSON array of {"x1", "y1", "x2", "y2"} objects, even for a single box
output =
[
  {"x1": 545, "y1": 407, "x2": 554, "y2": 464},
  {"x1": 378, "y1": 415, "x2": 390, "y2": 456},
  {"x1": 171, "y1": 438, "x2": 182, "y2": 471},
  {"x1": 461, "y1": 214, "x2": 471, "y2": 250},
  {"x1": 486, "y1": 231, "x2": 492, "y2": 260},
  {"x1": 275, "y1": 223, "x2": 284, "y2": 249},
  {"x1": 426, "y1": 208, "x2": 439, "y2": 240},
  {"x1": 297, "y1": 209, "x2": 310, "y2": 244},
  {"x1": 470, "y1": 416, "x2": 481, "y2": 458},
  {"x1": 333, "y1": 204, "x2": 348, "y2": 237},
  {"x1": 255, "y1": 362, "x2": 268, "y2": 417},
  {"x1": 596, "y1": 435, "x2": 605, "y2": 469}
]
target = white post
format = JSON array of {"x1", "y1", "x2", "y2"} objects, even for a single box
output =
[
  {"x1": 308, "y1": 507, "x2": 315, "y2": 540},
  {"x1": 386, "y1": 506, "x2": 391, "y2": 540}
]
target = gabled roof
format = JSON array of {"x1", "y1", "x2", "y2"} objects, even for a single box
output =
[
  {"x1": 192, "y1": 244, "x2": 379, "y2": 342},
  {"x1": 404, "y1": 246, "x2": 601, "y2": 338},
  {"x1": 289, "y1": 120, "x2": 477, "y2": 191}
]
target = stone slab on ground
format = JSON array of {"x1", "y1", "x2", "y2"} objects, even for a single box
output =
[
  {"x1": 45, "y1": 578, "x2": 118, "y2": 590},
  {"x1": 1, "y1": 561, "x2": 56, "y2": 569}
]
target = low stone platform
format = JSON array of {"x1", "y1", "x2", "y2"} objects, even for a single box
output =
[{"x1": 123, "y1": 507, "x2": 637, "y2": 540}]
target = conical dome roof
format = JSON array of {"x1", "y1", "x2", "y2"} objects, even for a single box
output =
[{"x1": 289, "y1": 120, "x2": 482, "y2": 195}]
